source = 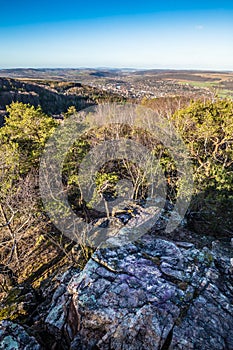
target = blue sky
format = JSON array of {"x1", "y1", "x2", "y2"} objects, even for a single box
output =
[{"x1": 1, "y1": 0, "x2": 233, "y2": 70}]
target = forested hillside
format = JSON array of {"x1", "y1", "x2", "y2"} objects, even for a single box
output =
[{"x1": 0, "y1": 77, "x2": 126, "y2": 118}]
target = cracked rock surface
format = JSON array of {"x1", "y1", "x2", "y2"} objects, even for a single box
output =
[
  {"x1": 45, "y1": 234, "x2": 233, "y2": 349},
  {"x1": 0, "y1": 320, "x2": 41, "y2": 350}
]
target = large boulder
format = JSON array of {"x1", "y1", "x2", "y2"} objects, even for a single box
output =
[{"x1": 45, "y1": 234, "x2": 233, "y2": 349}]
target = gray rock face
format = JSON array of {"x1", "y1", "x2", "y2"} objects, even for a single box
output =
[
  {"x1": 45, "y1": 234, "x2": 233, "y2": 350},
  {"x1": 0, "y1": 320, "x2": 41, "y2": 350},
  {"x1": 45, "y1": 267, "x2": 79, "y2": 345}
]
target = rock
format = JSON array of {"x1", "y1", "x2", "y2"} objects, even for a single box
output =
[
  {"x1": 45, "y1": 234, "x2": 232, "y2": 350},
  {"x1": 212, "y1": 239, "x2": 233, "y2": 261},
  {"x1": 171, "y1": 285, "x2": 233, "y2": 349},
  {"x1": 84, "y1": 201, "x2": 191, "y2": 247},
  {"x1": 115, "y1": 212, "x2": 132, "y2": 224},
  {"x1": 174, "y1": 241, "x2": 194, "y2": 249},
  {"x1": 45, "y1": 267, "x2": 80, "y2": 346},
  {"x1": 85, "y1": 205, "x2": 161, "y2": 248},
  {"x1": 0, "y1": 320, "x2": 41, "y2": 349},
  {"x1": 6, "y1": 230, "x2": 229, "y2": 349}
]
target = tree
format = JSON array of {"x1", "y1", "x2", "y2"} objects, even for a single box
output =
[
  {"x1": 0, "y1": 102, "x2": 58, "y2": 291},
  {"x1": 171, "y1": 99, "x2": 233, "y2": 235},
  {"x1": 0, "y1": 102, "x2": 57, "y2": 173}
]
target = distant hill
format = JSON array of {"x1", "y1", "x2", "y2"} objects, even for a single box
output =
[
  {"x1": 0, "y1": 77, "x2": 91, "y2": 115},
  {"x1": 0, "y1": 68, "x2": 121, "y2": 81},
  {"x1": 0, "y1": 77, "x2": 126, "y2": 117},
  {"x1": 0, "y1": 67, "x2": 232, "y2": 82}
]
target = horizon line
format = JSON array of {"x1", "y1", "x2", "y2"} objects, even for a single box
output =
[{"x1": 0, "y1": 67, "x2": 233, "y2": 73}]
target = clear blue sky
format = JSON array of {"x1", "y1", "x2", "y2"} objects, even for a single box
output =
[{"x1": 1, "y1": 0, "x2": 233, "y2": 70}]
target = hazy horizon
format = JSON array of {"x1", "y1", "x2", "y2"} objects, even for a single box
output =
[{"x1": 1, "y1": 67, "x2": 233, "y2": 73}]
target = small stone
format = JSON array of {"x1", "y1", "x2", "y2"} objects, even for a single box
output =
[{"x1": 175, "y1": 241, "x2": 194, "y2": 249}]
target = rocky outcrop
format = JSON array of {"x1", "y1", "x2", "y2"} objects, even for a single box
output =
[
  {"x1": 44, "y1": 234, "x2": 233, "y2": 350},
  {"x1": 0, "y1": 217, "x2": 232, "y2": 349},
  {"x1": 0, "y1": 320, "x2": 41, "y2": 349}
]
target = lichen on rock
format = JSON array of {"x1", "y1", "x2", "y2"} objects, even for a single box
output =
[
  {"x1": 44, "y1": 234, "x2": 233, "y2": 349},
  {"x1": 0, "y1": 320, "x2": 41, "y2": 350}
]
